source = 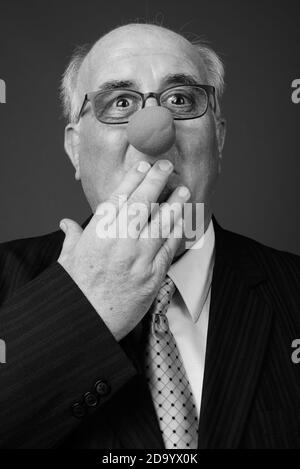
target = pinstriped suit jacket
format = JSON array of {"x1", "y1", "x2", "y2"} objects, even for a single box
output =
[{"x1": 0, "y1": 216, "x2": 300, "y2": 449}]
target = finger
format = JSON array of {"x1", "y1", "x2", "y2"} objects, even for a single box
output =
[
  {"x1": 140, "y1": 185, "x2": 190, "y2": 258},
  {"x1": 118, "y1": 159, "x2": 174, "y2": 233},
  {"x1": 154, "y1": 216, "x2": 185, "y2": 271},
  {"x1": 59, "y1": 218, "x2": 82, "y2": 254},
  {"x1": 96, "y1": 160, "x2": 153, "y2": 218}
]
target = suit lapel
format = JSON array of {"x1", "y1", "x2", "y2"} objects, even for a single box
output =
[{"x1": 198, "y1": 217, "x2": 273, "y2": 448}]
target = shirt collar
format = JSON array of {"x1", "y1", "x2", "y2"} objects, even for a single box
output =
[{"x1": 167, "y1": 219, "x2": 215, "y2": 323}]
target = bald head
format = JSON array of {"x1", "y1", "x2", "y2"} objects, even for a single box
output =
[
  {"x1": 78, "y1": 24, "x2": 207, "y2": 105},
  {"x1": 60, "y1": 22, "x2": 225, "y2": 123},
  {"x1": 90, "y1": 23, "x2": 193, "y2": 50},
  {"x1": 85, "y1": 23, "x2": 204, "y2": 69}
]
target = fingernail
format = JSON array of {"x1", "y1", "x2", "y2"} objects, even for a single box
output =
[
  {"x1": 178, "y1": 186, "x2": 190, "y2": 198},
  {"x1": 158, "y1": 160, "x2": 173, "y2": 172},
  {"x1": 137, "y1": 161, "x2": 151, "y2": 173}
]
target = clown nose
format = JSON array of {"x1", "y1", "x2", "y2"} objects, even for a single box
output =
[{"x1": 127, "y1": 107, "x2": 176, "y2": 157}]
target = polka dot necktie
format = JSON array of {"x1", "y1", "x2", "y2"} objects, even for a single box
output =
[{"x1": 144, "y1": 276, "x2": 199, "y2": 449}]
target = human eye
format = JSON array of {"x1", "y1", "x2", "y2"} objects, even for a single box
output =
[
  {"x1": 106, "y1": 92, "x2": 139, "y2": 114},
  {"x1": 165, "y1": 89, "x2": 194, "y2": 106},
  {"x1": 162, "y1": 88, "x2": 196, "y2": 114},
  {"x1": 113, "y1": 94, "x2": 135, "y2": 109},
  {"x1": 95, "y1": 91, "x2": 140, "y2": 121}
]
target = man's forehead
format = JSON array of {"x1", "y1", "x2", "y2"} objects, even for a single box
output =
[{"x1": 78, "y1": 25, "x2": 206, "y2": 90}]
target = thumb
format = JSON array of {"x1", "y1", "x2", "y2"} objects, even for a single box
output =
[{"x1": 59, "y1": 218, "x2": 82, "y2": 253}]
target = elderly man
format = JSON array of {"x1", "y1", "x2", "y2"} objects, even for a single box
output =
[{"x1": 0, "y1": 23, "x2": 300, "y2": 450}]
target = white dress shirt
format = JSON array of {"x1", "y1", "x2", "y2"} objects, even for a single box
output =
[{"x1": 167, "y1": 219, "x2": 215, "y2": 418}]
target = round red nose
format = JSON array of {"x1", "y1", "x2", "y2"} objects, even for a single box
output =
[{"x1": 127, "y1": 107, "x2": 176, "y2": 156}]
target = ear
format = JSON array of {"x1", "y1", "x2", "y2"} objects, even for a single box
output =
[
  {"x1": 215, "y1": 117, "x2": 227, "y2": 174},
  {"x1": 64, "y1": 124, "x2": 81, "y2": 180},
  {"x1": 216, "y1": 117, "x2": 226, "y2": 154}
]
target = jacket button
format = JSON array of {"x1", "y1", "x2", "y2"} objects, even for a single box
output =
[
  {"x1": 95, "y1": 379, "x2": 111, "y2": 396},
  {"x1": 84, "y1": 392, "x2": 98, "y2": 407},
  {"x1": 72, "y1": 402, "x2": 86, "y2": 418}
]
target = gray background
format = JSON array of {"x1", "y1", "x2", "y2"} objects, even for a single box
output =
[{"x1": 0, "y1": 0, "x2": 299, "y2": 254}]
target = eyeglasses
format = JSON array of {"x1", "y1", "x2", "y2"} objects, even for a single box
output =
[{"x1": 76, "y1": 84, "x2": 216, "y2": 124}]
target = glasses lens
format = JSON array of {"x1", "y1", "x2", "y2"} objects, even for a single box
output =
[
  {"x1": 93, "y1": 90, "x2": 142, "y2": 123},
  {"x1": 160, "y1": 86, "x2": 208, "y2": 118}
]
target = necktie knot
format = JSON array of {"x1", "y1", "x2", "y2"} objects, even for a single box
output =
[{"x1": 151, "y1": 276, "x2": 176, "y2": 334}]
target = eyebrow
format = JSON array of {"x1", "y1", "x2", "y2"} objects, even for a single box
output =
[
  {"x1": 96, "y1": 73, "x2": 201, "y2": 92},
  {"x1": 97, "y1": 80, "x2": 135, "y2": 91},
  {"x1": 162, "y1": 73, "x2": 200, "y2": 87}
]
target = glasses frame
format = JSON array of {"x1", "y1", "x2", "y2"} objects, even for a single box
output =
[{"x1": 75, "y1": 84, "x2": 216, "y2": 124}]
